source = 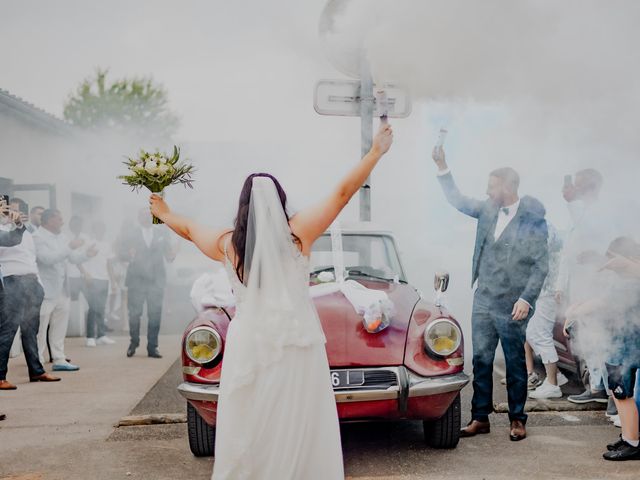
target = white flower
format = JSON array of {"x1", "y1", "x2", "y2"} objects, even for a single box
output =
[
  {"x1": 157, "y1": 163, "x2": 170, "y2": 175},
  {"x1": 157, "y1": 156, "x2": 167, "y2": 164},
  {"x1": 318, "y1": 271, "x2": 336, "y2": 283},
  {"x1": 145, "y1": 161, "x2": 159, "y2": 175}
]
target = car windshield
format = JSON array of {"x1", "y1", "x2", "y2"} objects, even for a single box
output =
[{"x1": 310, "y1": 234, "x2": 406, "y2": 283}]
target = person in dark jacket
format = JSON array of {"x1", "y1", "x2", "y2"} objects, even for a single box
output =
[
  {"x1": 432, "y1": 145, "x2": 549, "y2": 442},
  {"x1": 118, "y1": 209, "x2": 176, "y2": 358},
  {"x1": 0, "y1": 202, "x2": 27, "y2": 419}
]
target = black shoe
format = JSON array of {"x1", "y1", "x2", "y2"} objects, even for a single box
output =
[
  {"x1": 603, "y1": 441, "x2": 640, "y2": 461},
  {"x1": 148, "y1": 349, "x2": 163, "y2": 359},
  {"x1": 608, "y1": 435, "x2": 625, "y2": 451},
  {"x1": 0, "y1": 413, "x2": 6, "y2": 421},
  {"x1": 127, "y1": 344, "x2": 136, "y2": 357}
]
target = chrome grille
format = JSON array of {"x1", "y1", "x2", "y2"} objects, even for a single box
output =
[
  {"x1": 363, "y1": 370, "x2": 398, "y2": 387},
  {"x1": 331, "y1": 368, "x2": 399, "y2": 390}
]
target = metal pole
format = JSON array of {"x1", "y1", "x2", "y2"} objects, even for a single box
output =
[{"x1": 359, "y1": 59, "x2": 373, "y2": 222}]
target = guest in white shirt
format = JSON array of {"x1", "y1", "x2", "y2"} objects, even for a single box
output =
[
  {"x1": 82, "y1": 221, "x2": 115, "y2": 347},
  {"x1": 0, "y1": 199, "x2": 60, "y2": 390},
  {"x1": 33, "y1": 209, "x2": 96, "y2": 371},
  {"x1": 29, "y1": 205, "x2": 45, "y2": 233},
  {"x1": 558, "y1": 169, "x2": 621, "y2": 404},
  {"x1": 67, "y1": 215, "x2": 88, "y2": 302}
]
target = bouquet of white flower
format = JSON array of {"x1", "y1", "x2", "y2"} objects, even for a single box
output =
[{"x1": 119, "y1": 145, "x2": 194, "y2": 224}]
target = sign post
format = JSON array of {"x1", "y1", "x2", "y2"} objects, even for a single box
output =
[{"x1": 314, "y1": 78, "x2": 411, "y2": 221}]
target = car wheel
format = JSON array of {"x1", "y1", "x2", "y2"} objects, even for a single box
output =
[
  {"x1": 423, "y1": 393, "x2": 461, "y2": 449},
  {"x1": 187, "y1": 402, "x2": 215, "y2": 457}
]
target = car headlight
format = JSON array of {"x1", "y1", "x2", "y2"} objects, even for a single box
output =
[
  {"x1": 423, "y1": 319, "x2": 461, "y2": 357},
  {"x1": 185, "y1": 327, "x2": 222, "y2": 364}
]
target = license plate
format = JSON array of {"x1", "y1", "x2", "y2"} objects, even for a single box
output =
[{"x1": 330, "y1": 370, "x2": 365, "y2": 388}]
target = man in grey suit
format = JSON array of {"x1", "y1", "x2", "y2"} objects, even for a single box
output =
[
  {"x1": 432, "y1": 146, "x2": 549, "y2": 441},
  {"x1": 118, "y1": 209, "x2": 176, "y2": 359}
]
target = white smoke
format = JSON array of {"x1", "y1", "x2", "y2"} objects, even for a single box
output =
[{"x1": 2, "y1": 0, "x2": 639, "y2": 364}]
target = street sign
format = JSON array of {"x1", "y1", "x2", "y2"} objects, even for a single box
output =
[{"x1": 314, "y1": 79, "x2": 411, "y2": 118}]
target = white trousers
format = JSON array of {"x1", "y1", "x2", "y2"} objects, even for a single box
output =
[
  {"x1": 526, "y1": 295, "x2": 559, "y2": 364},
  {"x1": 38, "y1": 295, "x2": 71, "y2": 364}
]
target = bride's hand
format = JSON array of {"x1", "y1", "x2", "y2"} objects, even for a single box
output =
[
  {"x1": 149, "y1": 194, "x2": 169, "y2": 220},
  {"x1": 371, "y1": 123, "x2": 393, "y2": 156}
]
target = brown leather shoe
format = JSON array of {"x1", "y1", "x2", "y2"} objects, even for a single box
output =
[
  {"x1": 30, "y1": 373, "x2": 61, "y2": 382},
  {"x1": 460, "y1": 420, "x2": 491, "y2": 437},
  {"x1": 0, "y1": 380, "x2": 17, "y2": 390},
  {"x1": 510, "y1": 420, "x2": 527, "y2": 441}
]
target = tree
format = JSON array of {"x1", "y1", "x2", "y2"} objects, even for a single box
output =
[{"x1": 63, "y1": 69, "x2": 179, "y2": 138}]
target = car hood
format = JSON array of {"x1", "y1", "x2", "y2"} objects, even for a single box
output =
[{"x1": 312, "y1": 280, "x2": 420, "y2": 367}]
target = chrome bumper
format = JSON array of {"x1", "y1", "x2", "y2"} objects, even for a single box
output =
[{"x1": 178, "y1": 368, "x2": 469, "y2": 404}]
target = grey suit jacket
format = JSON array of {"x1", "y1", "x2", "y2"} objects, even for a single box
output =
[{"x1": 437, "y1": 172, "x2": 549, "y2": 307}]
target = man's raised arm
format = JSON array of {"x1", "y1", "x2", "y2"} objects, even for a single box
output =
[{"x1": 432, "y1": 146, "x2": 483, "y2": 219}]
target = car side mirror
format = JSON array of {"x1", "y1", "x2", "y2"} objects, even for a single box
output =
[{"x1": 434, "y1": 272, "x2": 450, "y2": 293}]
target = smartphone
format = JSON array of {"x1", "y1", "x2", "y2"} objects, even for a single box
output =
[
  {"x1": 563, "y1": 174, "x2": 572, "y2": 187},
  {"x1": 0, "y1": 194, "x2": 9, "y2": 206}
]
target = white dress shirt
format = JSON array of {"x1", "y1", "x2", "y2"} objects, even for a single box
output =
[
  {"x1": 0, "y1": 226, "x2": 39, "y2": 277},
  {"x1": 33, "y1": 227, "x2": 87, "y2": 299},
  {"x1": 141, "y1": 227, "x2": 153, "y2": 248},
  {"x1": 494, "y1": 199, "x2": 521, "y2": 239},
  {"x1": 68, "y1": 233, "x2": 90, "y2": 279},
  {"x1": 82, "y1": 239, "x2": 111, "y2": 281}
]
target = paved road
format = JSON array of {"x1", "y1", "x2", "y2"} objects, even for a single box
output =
[{"x1": 1, "y1": 343, "x2": 638, "y2": 480}]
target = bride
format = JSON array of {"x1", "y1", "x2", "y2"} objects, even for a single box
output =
[{"x1": 149, "y1": 123, "x2": 393, "y2": 479}]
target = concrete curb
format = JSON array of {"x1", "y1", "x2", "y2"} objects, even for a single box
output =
[
  {"x1": 494, "y1": 400, "x2": 607, "y2": 413},
  {"x1": 117, "y1": 413, "x2": 187, "y2": 427}
]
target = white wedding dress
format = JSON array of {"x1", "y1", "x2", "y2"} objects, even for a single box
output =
[{"x1": 211, "y1": 178, "x2": 344, "y2": 480}]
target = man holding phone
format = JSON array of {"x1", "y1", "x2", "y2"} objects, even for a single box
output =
[
  {"x1": 0, "y1": 198, "x2": 28, "y2": 407},
  {"x1": 556, "y1": 169, "x2": 619, "y2": 404},
  {"x1": 0, "y1": 198, "x2": 60, "y2": 393}
]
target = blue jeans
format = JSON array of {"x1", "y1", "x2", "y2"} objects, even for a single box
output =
[
  {"x1": 127, "y1": 283, "x2": 164, "y2": 353},
  {"x1": 471, "y1": 292, "x2": 528, "y2": 424},
  {"x1": 0, "y1": 274, "x2": 46, "y2": 380}
]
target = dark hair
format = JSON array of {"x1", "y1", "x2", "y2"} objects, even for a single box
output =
[
  {"x1": 231, "y1": 173, "x2": 289, "y2": 283},
  {"x1": 489, "y1": 167, "x2": 520, "y2": 192},
  {"x1": 9, "y1": 197, "x2": 27, "y2": 210},
  {"x1": 41, "y1": 209, "x2": 60, "y2": 226},
  {"x1": 607, "y1": 236, "x2": 640, "y2": 260},
  {"x1": 576, "y1": 168, "x2": 604, "y2": 193}
]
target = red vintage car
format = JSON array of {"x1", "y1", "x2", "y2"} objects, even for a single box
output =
[{"x1": 178, "y1": 224, "x2": 469, "y2": 456}]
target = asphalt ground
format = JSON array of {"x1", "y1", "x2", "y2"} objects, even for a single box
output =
[{"x1": 2, "y1": 343, "x2": 639, "y2": 480}]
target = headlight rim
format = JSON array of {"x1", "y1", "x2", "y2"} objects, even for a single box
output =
[
  {"x1": 185, "y1": 326, "x2": 222, "y2": 365},
  {"x1": 423, "y1": 318, "x2": 462, "y2": 358}
]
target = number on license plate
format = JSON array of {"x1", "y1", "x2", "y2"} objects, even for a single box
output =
[{"x1": 330, "y1": 370, "x2": 365, "y2": 388}]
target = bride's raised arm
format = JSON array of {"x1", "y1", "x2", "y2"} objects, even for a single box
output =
[
  {"x1": 290, "y1": 123, "x2": 393, "y2": 251},
  {"x1": 149, "y1": 196, "x2": 230, "y2": 262}
]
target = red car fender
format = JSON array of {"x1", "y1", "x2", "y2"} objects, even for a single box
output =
[{"x1": 403, "y1": 300, "x2": 465, "y2": 377}]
